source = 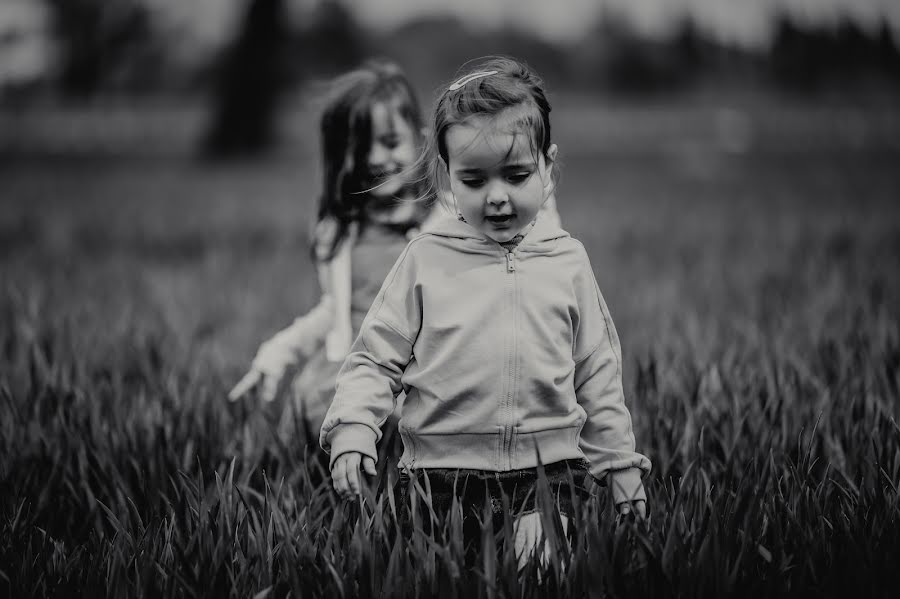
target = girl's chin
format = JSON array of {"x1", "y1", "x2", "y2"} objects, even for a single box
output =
[{"x1": 483, "y1": 227, "x2": 521, "y2": 243}]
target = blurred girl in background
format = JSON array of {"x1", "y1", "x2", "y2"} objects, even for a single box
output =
[{"x1": 229, "y1": 59, "x2": 430, "y2": 445}]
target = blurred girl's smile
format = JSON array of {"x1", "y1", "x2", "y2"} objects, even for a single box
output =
[{"x1": 366, "y1": 99, "x2": 417, "y2": 197}]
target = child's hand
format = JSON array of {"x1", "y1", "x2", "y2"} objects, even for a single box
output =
[
  {"x1": 228, "y1": 338, "x2": 298, "y2": 402},
  {"x1": 228, "y1": 369, "x2": 261, "y2": 402},
  {"x1": 331, "y1": 451, "x2": 377, "y2": 499},
  {"x1": 608, "y1": 467, "x2": 647, "y2": 521},
  {"x1": 617, "y1": 500, "x2": 647, "y2": 520}
]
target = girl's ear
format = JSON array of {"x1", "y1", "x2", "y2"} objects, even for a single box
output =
[
  {"x1": 542, "y1": 143, "x2": 559, "y2": 197},
  {"x1": 545, "y1": 143, "x2": 558, "y2": 167}
]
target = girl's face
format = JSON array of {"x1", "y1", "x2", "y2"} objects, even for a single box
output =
[
  {"x1": 366, "y1": 100, "x2": 417, "y2": 197},
  {"x1": 445, "y1": 116, "x2": 557, "y2": 243}
]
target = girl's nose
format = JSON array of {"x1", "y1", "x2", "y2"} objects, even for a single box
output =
[
  {"x1": 368, "y1": 143, "x2": 391, "y2": 170},
  {"x1": 486, "y1": 182, "x2": 508, "y2": 206}
]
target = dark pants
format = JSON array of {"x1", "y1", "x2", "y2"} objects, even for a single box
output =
[{"x1": 395, "y1": 459, "x2": 591, "y2": 560}]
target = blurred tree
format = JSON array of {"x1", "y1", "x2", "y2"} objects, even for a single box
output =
[
  {"x1": 373, "y1": 15, "x2": 569, "y2": 95},
  {"x1": 290, "y1": 0, "x2": 366, "y2": 80},
  {"x1": 45, "y1": 0, "x2": 158, "y2": 97},
  {"x1": 770, "y1": 14, "x2": 900, "y2": 93},
  {"x1": 875, "y1": 21, "x2": 900, "y2": 82},
  {"x1": 592, "y1": 18, "x2": 693, "y2": 94},
  {"x1": 672, "y1": 16, "x2": 701, "y2": 72},
  {"x1": 487, "y1": 28, "x2": 570, "y2": 91},
  {"x1": 204, "y1": 0, "x2": 289, "y2": 157},
  {"x1": 667, "y1": 16, "x2": 763, "y2": 90},
  {"x1": 375, "y1": 16, "x2": 483, "y2": 94}
]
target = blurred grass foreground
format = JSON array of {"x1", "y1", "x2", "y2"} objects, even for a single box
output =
[{"x1": 3, "y1": 1, "x2": 900, "y2": 597}]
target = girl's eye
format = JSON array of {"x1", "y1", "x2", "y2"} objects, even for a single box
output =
[
  {"x1": 460, "y1": 178, "x2": 485, "y2": 188},
  {"x1": 507, "y1": 172, "x2": 532, "y2": 184}
]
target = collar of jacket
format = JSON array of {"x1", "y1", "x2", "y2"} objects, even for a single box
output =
[{"x1": 420, "y1": 210, "x2": 570, "y2": 251}]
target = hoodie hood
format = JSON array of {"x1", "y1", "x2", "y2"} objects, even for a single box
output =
[{"x1": 422, "y1": 209, "x2": 570, "y2": 249}]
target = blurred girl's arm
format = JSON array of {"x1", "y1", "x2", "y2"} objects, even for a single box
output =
[
  {"x1": 251, "y1": 266, "x2": 335, "y2": 365},
  {"x1": 320, "y1": 244, "x2": 421, "y2": 468},
  {"x1": 238, "y1": 220, "x2": 349, "y2": 402},
  {"x1": 571, "y1": 246, "x2": 651, "y2": 505}
]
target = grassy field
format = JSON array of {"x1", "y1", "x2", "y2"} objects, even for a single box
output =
[{"x1": 1, "y1": 102, "x2": 900, "y2": 597}]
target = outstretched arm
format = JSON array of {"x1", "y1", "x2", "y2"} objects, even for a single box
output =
[{"x1": 229, "y1": 219, "x2": 350, "y2": 402}]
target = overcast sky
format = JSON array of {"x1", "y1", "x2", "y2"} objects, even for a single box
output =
[
  {"x1": 6, "y1": 0, "x2": 899, "y2": 66},
  {"x1": 349, "y1": 0, "x2": 900, "y2": 48},
  {"x1": 3, "y1": 0, "x2": 898, "y2": 86}
]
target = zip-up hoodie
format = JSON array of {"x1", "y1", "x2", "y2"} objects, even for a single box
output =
[{"x1": 320, "y1": 211, "x2": 651, "y2": 503}]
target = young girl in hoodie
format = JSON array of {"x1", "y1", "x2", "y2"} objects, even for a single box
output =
[{"x1": 320, "y1": 56, "x2": 645, "y2": 567}]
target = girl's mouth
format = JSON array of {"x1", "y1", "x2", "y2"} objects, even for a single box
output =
[
  {"x1": 368, "y1": 165, "x2": 404, "y2": 181},
  {"x1": 485, "y1": 214, "x2": 515, "y2": 226},
  {"x1": 366, "y1": 167, "x2": 408, "y2": 196}
]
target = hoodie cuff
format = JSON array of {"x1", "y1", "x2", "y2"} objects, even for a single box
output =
[
  {"x1": 325, "y1": 424, "x2": 378, "y2": 470},
  {"x1": 608, "y1": 467, "x2": 647, "y2": 505}
]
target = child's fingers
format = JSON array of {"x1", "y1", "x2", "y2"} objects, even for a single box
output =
[
  {"x1": 362, "y1": 456, "x2": 377, "y2": 476},
  {"x1": 259, "y1": 375, "x2": 280, "y2": 403},
  {"x1": 331, "y1": 454, "x2": 362, "y2": 498},
  {"x1": 228, "y1": 370, "x2": 261, "y2": 401},
  {"x1": 344, "y1": 454, "x2": 362, "y2": 495},
  {"x1": 617, "y1": 500, "x2": 648, "y2": 521},
  {"x1": 633, "y1": 500, "x2": 647, "y2": 520},
  {"x1": 331, "y1": 457, "x2": 349, "y2": 496}
]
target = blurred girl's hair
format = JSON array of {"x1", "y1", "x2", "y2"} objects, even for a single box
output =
[
  {"x1": 414, "y1": 56, "x2": 558, "y2": 208},
  {"x1": 314, "y1": 58, "x2": 424, "y2": 261}
]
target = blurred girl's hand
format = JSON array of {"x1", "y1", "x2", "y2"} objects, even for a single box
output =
[{"x1": 228, "y1": 337, "x2": 299, "y2": 402}]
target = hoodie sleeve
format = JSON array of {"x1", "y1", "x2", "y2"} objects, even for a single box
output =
[
  {"x1": 319, "y1": 243, "x2": 421, "y2": 468},
  {"x1": 571, "y1": 246, "x2": 651, "y2": 503}
]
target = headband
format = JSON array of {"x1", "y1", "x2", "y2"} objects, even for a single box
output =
[{"x1": 448, "y1": 70, "x2": 498, "y2": 91}]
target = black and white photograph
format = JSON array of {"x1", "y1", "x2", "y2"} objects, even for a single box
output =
[{"x1": 1, "y1": 0, "x2": 899, "y2": 596}]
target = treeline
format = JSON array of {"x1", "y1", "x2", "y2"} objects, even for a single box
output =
[
  {"x1": 42, "y1": 0, "x2": 900, "y2": 99},
  {"x1": 32, "y1": 0, "x2": 900, "y2": 155}
]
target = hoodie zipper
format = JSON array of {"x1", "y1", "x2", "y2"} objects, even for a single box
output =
[{"x1": 501, "y1": 249, "x2": 517, "y2": 469}]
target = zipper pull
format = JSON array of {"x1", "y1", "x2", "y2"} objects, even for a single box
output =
[{"x1": 506, "y1": 252, "x2": 515, "y2": 272}]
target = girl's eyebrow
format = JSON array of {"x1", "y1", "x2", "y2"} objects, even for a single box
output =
[{"x1": 454, "y1": 162, "x2": 535, "y2": 175}]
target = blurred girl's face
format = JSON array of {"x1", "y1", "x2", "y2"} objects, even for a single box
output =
[{"x1": 366, "y1": 100, "x2": 417, "y2": 197}]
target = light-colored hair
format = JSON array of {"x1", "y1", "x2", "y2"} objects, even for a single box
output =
[{"x1": 414, "y1": 56, "x2": 559, "y2": 208}]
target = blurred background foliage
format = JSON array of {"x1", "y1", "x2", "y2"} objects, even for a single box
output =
[{"x1": 1, "y1": 0, "x2": 899, "y2": 157}]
